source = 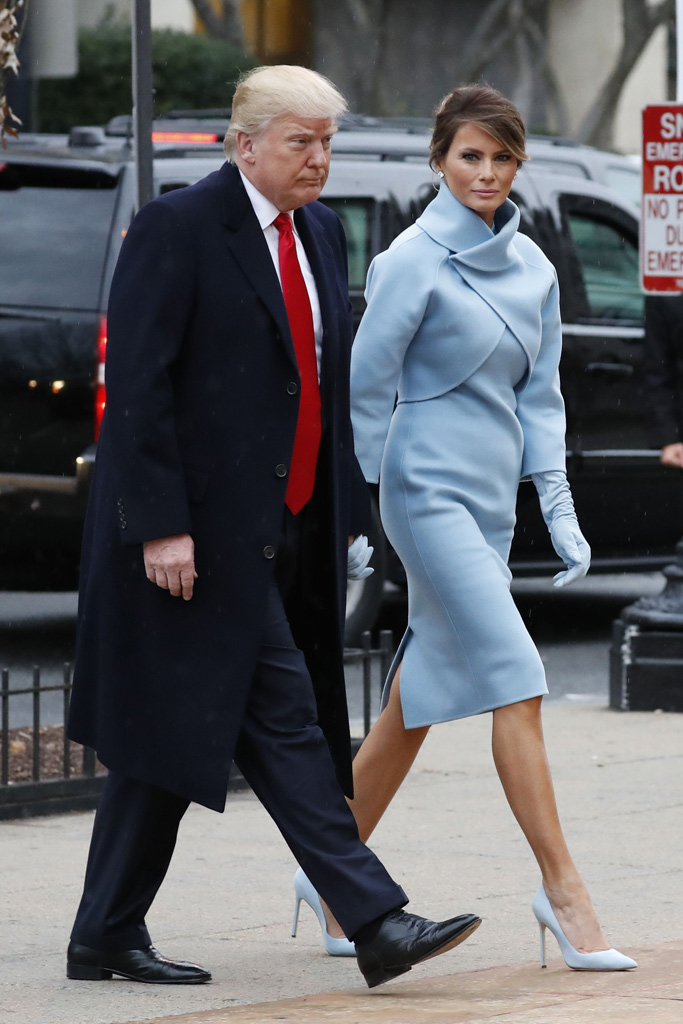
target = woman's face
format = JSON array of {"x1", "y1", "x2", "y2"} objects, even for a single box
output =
[{"x1": 437, "y1": 122, "x2": 518, "y2": 227}]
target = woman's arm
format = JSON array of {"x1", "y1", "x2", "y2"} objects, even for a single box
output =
[
  {"x1": 517, "y1": 274, "x2": 590, "y2": 584},
  {"x1": 350, "y1": 240, "x2": 436, "y2": 483},
  {"x1": 517, "y1": 275, "x2": 567, "y2": 479}
]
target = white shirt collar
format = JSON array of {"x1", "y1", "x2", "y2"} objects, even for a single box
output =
[{"x1": 238, "y1": 169, "x2": 293, "y2": 231}]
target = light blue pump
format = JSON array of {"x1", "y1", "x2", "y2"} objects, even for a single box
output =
[
  {"x1": 532, "y1": 885, "x2": 637, "y2": 971},
  {"x1": 291, "y1": 868, "x2": 356, "y2": 957}
]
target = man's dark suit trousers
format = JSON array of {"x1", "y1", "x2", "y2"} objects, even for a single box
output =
[{"x1": 70, "y1": 519, "x2": 406, "y2": 951}]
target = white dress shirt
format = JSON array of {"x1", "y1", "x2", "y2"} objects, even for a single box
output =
[{"x1": 239, "y1": 170, "x2": 323, "y2": 379}]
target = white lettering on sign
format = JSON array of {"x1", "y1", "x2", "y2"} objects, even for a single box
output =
[
  {"x1": 660, "y1": 111, "x2": 683, "y2": 138},
  {"x1": 652, "y1": 165, "x2": 683, "y2": 191},
  {"x1": 646, "y1": 141, "x2": 683, "y2": 160}
]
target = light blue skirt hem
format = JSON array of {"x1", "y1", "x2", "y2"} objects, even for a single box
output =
[
  {"x1": 380, "y1": 627, "x2": 548, "y2": 729},
  {"x1": 397, "y1": 687, "x2": 550, "y2": 730}
]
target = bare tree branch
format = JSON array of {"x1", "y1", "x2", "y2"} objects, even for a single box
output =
[
  {"x1": 341, "y1": 0, "x2": 376, "y2": 31},
  {"x1": 522, "y1": 9, "x2": 570, "y2": 135},
  {"x1": 461, "y1": 0, "x2": 561, "y2": 128},
  {"x1": 338, "y1": 0, "x2": 393, "y2": 113},
  {"x1": 511, "y1": 3, "x2": 535, "y2": 122},
  {"x1": 189, "y1": 0, "x2": 245, "y2": 50},
  {"x1": 577, "y1": 0, "x2": 675, "y2": 148},
  {"x1": 461, "y1": 0, "x2": 515, "y2": 81},
  {"x1": 466, "y1": 26, "x2": 515, "y2": 84}
]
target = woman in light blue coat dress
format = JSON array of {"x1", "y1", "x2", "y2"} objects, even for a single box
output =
[{"x1": 302, "y1": 86, "x2": 636, "y2": 971}]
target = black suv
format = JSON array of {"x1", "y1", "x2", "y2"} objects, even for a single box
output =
[{"x1": 0, "y1": 117, "x2": 675, "y2": 641}]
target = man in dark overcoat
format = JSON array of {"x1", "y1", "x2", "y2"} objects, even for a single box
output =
[
  {"x1": 65, "y1": 65, "x2": 480, "y2": 989},
  {"x1": 644, "y1": 293, "x2": 683, "y2": 467}
]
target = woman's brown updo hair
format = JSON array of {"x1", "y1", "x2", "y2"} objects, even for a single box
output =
[{"x1": 429, "y1": 85, "x2": 529, "y2": 172}]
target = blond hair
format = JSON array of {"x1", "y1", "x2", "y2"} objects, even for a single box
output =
[{"x1": 224, "y1": 65, "x2": 348, "y2": 160}]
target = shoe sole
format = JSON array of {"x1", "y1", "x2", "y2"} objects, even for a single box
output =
[
  {"x1": 361, "y1": 917, "x2": 482, "y2": 989},
  {"x1": 415, "y1": 917, "x2": 482, "y2": 965},
  {"x1": 66, "y1": 964, "x2": 211, "y2": 984}
]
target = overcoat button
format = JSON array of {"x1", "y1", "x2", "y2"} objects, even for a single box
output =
[
  {"x1": 263, "y1": 545, "x2": 275, "y2": 559},
  {"x1": 287, "y1": 381, "x2": 298, "y2": 395},
  {"x1": 275, "y1": 464, "x2": 287, "y2": 478}
]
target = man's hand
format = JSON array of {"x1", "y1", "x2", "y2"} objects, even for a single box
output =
[
  {"x1": 660, "y1": 443, "x2": 683, "y2": 468},
  {"x1": 143, "y1": 534, "x2": 197, "y2": 601}
]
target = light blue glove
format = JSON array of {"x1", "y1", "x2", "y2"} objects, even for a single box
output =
[
  {"x1": 347, "y1": 534, "x2": 374, "y2": 580},
  {"x1": 532, "y1": 470, "x2": 591, "y2": 588}
]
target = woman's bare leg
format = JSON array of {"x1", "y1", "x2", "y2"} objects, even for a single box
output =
[
  {"x1": 349, "y1": 665, "x2": 431, "y2": 843},
  {"x1": 491, "y1": 696, "x2": 608, "y2": 952},
  {"x1": 322, "y1": 664, "x2": 429, "y2": 937}
]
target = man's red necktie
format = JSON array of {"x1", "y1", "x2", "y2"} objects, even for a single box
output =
[{"x1": 274, "y1": 213, "x2": 322, "y2": 515}]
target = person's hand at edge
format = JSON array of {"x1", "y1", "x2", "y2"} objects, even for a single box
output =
[
  {"x1": 660, "y1": 442, "x2": 683, "y2": 468},
  {"x1": 143, "y1": 533, "x2": 197, "y2": 600}
]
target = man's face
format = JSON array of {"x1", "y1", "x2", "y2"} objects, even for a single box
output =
[{"x1": 236, "y1": 115, "x2": 336, "y2": 211}]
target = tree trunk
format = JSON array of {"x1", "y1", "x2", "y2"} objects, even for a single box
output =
[{"x1": 461, "y1": 0, "x2": 562, "y2": 131}]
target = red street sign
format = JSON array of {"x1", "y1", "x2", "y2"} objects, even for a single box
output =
[{"x1": 642, "y1": 103, "x2": 683, "y2": 293}]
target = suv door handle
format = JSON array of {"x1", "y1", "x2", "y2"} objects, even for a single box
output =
[{"x1": 585, "y1": 362, "x2": 634, "y2": 377}]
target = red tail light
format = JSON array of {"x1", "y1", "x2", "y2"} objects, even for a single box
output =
[
  {"x1": 94, "y1": 315, "x2": 107, "y2": 441},
  {"x1": 151, "y1": 131, "x2": 220, "y2": 144}
]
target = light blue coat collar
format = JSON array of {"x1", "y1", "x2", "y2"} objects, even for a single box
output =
[{"x1": 416, "y1": 183, "x2": 520, "y2": 271}]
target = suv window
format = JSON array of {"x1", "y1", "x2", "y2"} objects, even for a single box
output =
[
  {"x1": 321, "y1": 197, "x2": 374, "y2": 291},
  {"x1": 605, "y1": 165, "x2": 641, "y2": 207},
  {"x1": 530, "y1": 158, "x2": 589, "y2": 179},
  {"x1": 567, "y1": 212, "x2": 643, "y2": 320},
  {"x1": 0, "y1": 163, "x2": 119, "y2": 311}
]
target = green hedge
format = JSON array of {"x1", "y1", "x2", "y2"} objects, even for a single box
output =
[{"x1": 38, "y1": 22, "x2": 254, "y2": 132}]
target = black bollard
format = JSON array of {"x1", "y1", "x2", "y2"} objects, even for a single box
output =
[{"x1": 610, "y1": 538, "x2": 683, "y2": 711}]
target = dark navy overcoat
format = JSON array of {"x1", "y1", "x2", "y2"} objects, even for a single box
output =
[{"x1": 67, "y1": 162, "x2": 365, "y2": 812}]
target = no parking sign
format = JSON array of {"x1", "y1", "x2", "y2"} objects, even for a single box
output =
[{"x1": 642, "y1": 103, "x2": 683, "y2": 293}]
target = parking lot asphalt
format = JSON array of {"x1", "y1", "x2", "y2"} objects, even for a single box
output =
[{"x1": 2, "y1": 699, "x2": 682, "y2": 1024}]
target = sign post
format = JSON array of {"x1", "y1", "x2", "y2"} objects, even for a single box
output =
[
  {"x1": 132, "y1": 0, "x2": 154, "y2": 212},
  {"x1": 641, "y1": 104, "x2": 683, "y2": 293}
]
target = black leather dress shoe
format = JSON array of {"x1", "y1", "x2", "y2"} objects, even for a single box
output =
[
  {"x1": 66, "y1": 942, "x2": 212, "y2": 984},
  {"x1": 354, "y1": 909, "x2": 481, "y2": 989}
]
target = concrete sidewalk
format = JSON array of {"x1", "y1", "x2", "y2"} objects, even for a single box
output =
[
  {"x1": 2, "y1": 702, "x2": 682, "y2": 1024},
  {"x1": 128, "y1": 943, "x2": 683, "y2": 1024}
]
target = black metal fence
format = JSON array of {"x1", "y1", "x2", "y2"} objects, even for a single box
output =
[
  {"x1": 344, "y1": 629, "x2": 394, "y2": 743},
  {"x1": 0, "y1": 630, "x2": 393, "y2": 821},
  {"x1": 0, "y1": 662, "x2": 103, "y2": 820}
]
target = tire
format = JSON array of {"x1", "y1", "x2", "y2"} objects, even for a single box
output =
[{"x1": 344, "y1": 497, "x2": 387, "y2": 647}]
